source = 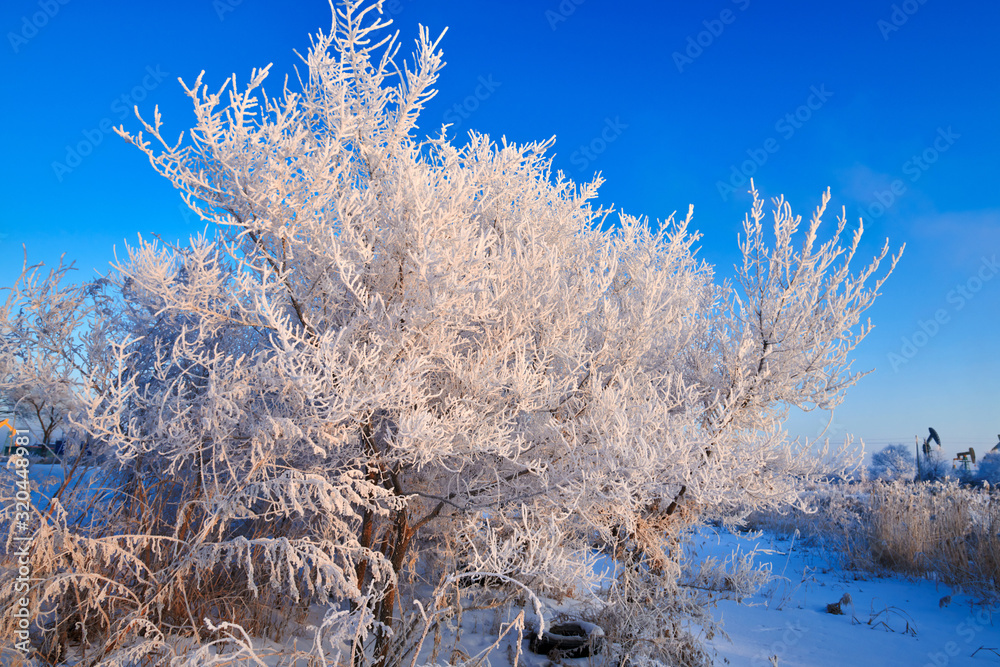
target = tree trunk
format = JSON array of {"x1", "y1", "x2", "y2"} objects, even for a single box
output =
[{"x1": 374, "y1": 507, "x2": 413, "y2": 667}]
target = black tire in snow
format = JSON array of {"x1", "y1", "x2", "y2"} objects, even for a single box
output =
[{"x1": 528, "y1": 621, "x2": 605, "y2": 659}]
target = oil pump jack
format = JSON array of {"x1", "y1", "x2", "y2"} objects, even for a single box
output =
[
  {"x1": 915, "y1": 427, "x2": 941, "y2": 481},
  {"x1": 954, "y1": 433, "x2": 1000, "y2": 473},
  {"x1": 953, "y1": 447, "x2": 976, "y2": 472}
]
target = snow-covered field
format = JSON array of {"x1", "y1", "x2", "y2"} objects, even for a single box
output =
[
  {"x1": 699, "y1": 529, "x2": 999, "y2": 667},
  {"x1": 6, "y1": 462, "x2": 999, "y2": 666},
  {"x1": 410, "y1": 527, "x2": 1000, "y2": 666},
  {"x1": 226, "y1": 526, "x2": 1000, "y2": 667}
]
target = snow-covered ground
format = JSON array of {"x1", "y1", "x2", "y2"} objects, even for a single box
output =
[
  {"x1": 320, "y1": 526, "x2": 1000, "y2": 666},
  {"x1": 7, "y1": 461, "x2": 998, "y2": 665},
  {"x1": 698, "y1": 528, "x2": 999, "y2": 667},
  {"x1": 426, "y1": 527, "x2": 1000, "y2": 666}
]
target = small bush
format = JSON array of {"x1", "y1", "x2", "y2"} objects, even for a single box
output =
[
  {"x1": 869, "y1": 444, "x2": 915, "y2": 481},
  {"x1": 919, "y1": 448, "x2": 951, "y2": 482},
  {"x1": 978, "y1": 451, "x2": 1000, "y2": 486}
]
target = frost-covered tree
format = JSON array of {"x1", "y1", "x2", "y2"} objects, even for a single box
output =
[
  {"x1": 917, "y1": 447, "x2": 950, "y2": 482},
  {"x1": 0, "y1": 3, "x2": 901, "y2": 665},
  {"x1": 869, "y1": 444, "x2": 915, "y2": 482},
  {"x1": 0, "y1": 256, "x2": 115, "y2": 453}
]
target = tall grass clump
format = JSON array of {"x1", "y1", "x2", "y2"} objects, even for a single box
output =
[
  {"x1": 862, "y1": 480, "x2": 999, "y2": 593},
  {"x1": 747, "y1": 479, "x2": 999, "y2": 598}
]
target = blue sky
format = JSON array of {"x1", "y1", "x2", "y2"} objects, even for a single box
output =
[{"x1": 1, "y1": 0, "x2": 998, "y2": 459}]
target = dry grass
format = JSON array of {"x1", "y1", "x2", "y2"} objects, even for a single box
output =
[
  {"x1": 746, "y1": 480, "x2": 1000, "y2": 598},
  {"x1": 0, "y1": 462, "x2": 320, "y2": 667},
  {"x1": 862, "y1": 481, "x2": 1000, "y2": 592}
]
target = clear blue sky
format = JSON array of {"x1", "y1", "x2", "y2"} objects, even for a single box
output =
[{"x1": 1, "y1": 0, "x2": 998, "y2": 458}]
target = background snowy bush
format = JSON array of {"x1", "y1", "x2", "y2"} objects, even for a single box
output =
[
  {"x1": 978, "y1": 450, "x2": 1000, "y2": 486},
  {"x1": 868, "y1": 443, "x2": 915, "y2": 481}
]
